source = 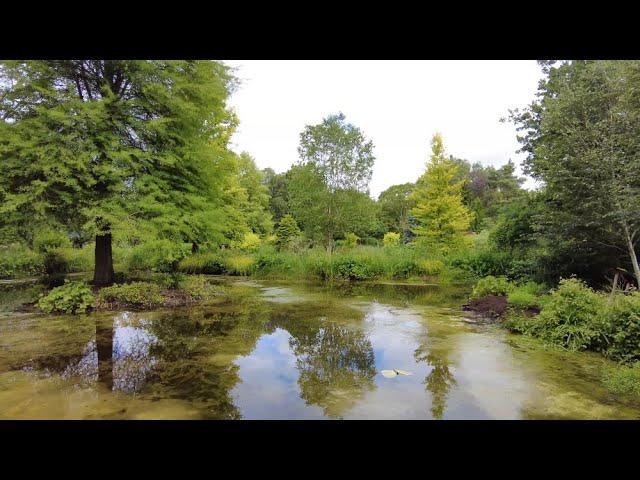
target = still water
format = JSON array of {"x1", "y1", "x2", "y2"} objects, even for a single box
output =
[{"x1": 1, "y1": 278, "x2": 639, "y2": 419}]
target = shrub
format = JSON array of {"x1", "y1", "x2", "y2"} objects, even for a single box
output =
[
  {"x1": 64, "y1": 244, "x2": 94, "y2": 273},
  {"x1": 333, "y1": 255, "x2": 383, "y2": 280},
  {"x1": 471, "y1": 275, "x2": 511, "y2": 299},
  {"x1": 344, "y1": 233, "x2": 360, "y2": 248},
  {"x1": 507, "y1": 282, "x2": 548, "y2": 309},
  {"x1": 275, "y1": 214, "x2": 301, "y2": 250},
  {"x1": 97, "y1": 282, "x2": 163, "y2": 309},
  {"x1": 180, "y1": 275, "x2": 217, "y2": 301},
  {"x1": 179, "y1": 252, "x2": 225, "y2": 274},
  {"x1": 448, "y1": 249, "x2": 513, "y2": 278},
  {"x1": 383, "y1": 232, "x2": 401, "y2": 248},
  {"x1": 531, "y1": 278, "x2": 606, "y2": 351},
  {"x1": 0, "y1": 243, "x2": 42, "y2": 278},
  {"x1": 224, "y1": 255, "x2": 255, "y2": 276},
  {"x1": 38, "y1": 281, "x2": 95, "y2": 314},
  {"x1": 240, "y1": 232, "x2": 261, "y2": 251},
  {"x1": 418, "y1": 259, "x2": 445, "y2": 276},
  {"x1": 603, "y1": 363, "x2": 640, "y2": 397},
  {"x1": 129, "y1": 240, "x2": 189, "y2": 273},
  {"x1": 603, "y1": 293, "x2": 640, "y2": 363},
  {"x1": 33, "y1": 230, "x2": 71, "y2": 254},
  {"x1": 42, "y1": 249, "x2": 69, "y2": 275}
]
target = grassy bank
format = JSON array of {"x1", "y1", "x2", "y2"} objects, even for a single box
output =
[{"x1": 467, "y1": 275, "x2": 640, "y2": 398}]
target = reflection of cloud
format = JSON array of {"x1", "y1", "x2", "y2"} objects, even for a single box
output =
[{"x1": 62, "y1": 313, "x2": 158, "y2": 394}]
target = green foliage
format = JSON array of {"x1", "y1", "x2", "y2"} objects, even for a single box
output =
[
  {"x1": 0, "y1": 60, "x2": 239, "y2": 284},
  {"x1": 410, "y1": 133, "x2": 472, "y2": 254},
  {"x1": 275, "y1": 214, "x2": 301, "y2": 250},
  {"x1": 238, "y1": 232, "x2": 262, "y2": 251},
  {"x1": 383, "y1": 232, "x2": 401, "y2": 247},
  {"x1": 180, "y1": 275, "x2": 217, "y2": 301},
  {"x1": 448, "y1": 249, "x2": 513, "y2": 279},
  {"x1": 38, "y1": 281, "x2": 95, "y2": 314},
  {"x1": 32, "y1": 231, "x2": 71, "y2": 253},
  {"x1": 224, "y1": 255, "x2": 256, "y2": 276},
  {"x1": 97, "y1": 282, "x2": 163, "y2": 309},
  {"x1": 520, "y1": 278, "x2": 606, "y2": 351},
  {"x1": 507, "y1": 282, "x2": 548, "y2": 309},
  {"x1": 344, "y1": 233, "x2": 360, "y2": 248},
  {"x1": 0, "y1": 243, "x2": 42, "y2": 278},
  {"x1": 602, "y1": 293, "x2": 640, "y2": 363},
  {"x1": 377, "y1": 183, "x2": 415, "y2": 240},
  {"x1": 471, "y1": 275, "x2": 511, "y2": 299},
  {"x1": 129, "y1": 240, "x2": 189, "y2": 273},
  {"x1": 234, "y1": 152, "x2": 274, "y2": 236},
  {"x1": 178, "y1": 252, "x2": 225, "y2": 274},
  {"x1": 42, "y1": 250, "x2": 69, "y2": 276},
  {"x1": 418, "y1": 259, "x2": 445, "y2": 276},
  {"x1": 603, "y1": 363, "x2": 640, "y2": 397}
]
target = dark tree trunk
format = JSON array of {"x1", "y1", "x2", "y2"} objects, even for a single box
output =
[
  {"x1": 96, "y1": 320, "x2": 114, "y2": 391},
  {"x1": 192, "y1": 242, "x2": 199, "y2": 254},
  {"x1": 94, "y1": 233, "x2": 114, "y2": 286}
]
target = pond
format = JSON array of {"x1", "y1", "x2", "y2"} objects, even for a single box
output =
[{"x1": 1, "y1": 278, "x2": 639, "y2": 419}]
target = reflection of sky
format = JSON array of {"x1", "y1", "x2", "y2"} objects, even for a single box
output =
[
  {"x1": 231, "y1": 328, "x2": 326, "y2": 419},
  {"x1": 62, "y1": 313, "x2": 157, "y2": 394}
]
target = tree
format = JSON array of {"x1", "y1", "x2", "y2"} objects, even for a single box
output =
[
  {"x1": 377, "y1": 182, "x2": 415, "y2": 241},
  {"x1": 235, "y1": 152, "x2": 273, "y2": 236},
  {"x1": 510, "y1": 60, "x2": 640, "y2": 285},
  {"x1": 0, "y1": 60, "x2": 237, "y2": 285},
  {"x1": 409, "y1": 133, "x2": 472, "y2": 253},
  {"x1": 292, "y1": 113, "x2": 376, "y2": 251},
  {"x1": 298, "y1": 112, "x2": 374, "y2": 192},
  {"x1": 262, "y1": 168, "x2": 290, "y2": 224},
  {"x1": 275, "y1": 214, "x2": 301, "y2": 250}
]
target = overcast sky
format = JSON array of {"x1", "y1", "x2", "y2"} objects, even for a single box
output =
[{"x1": 225, "y1": 60, "x2": 543, "y2": 198}]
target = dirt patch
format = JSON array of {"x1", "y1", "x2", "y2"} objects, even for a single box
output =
[{"x1": 462, "y1": 295, "x2": 508, "y2": 319}]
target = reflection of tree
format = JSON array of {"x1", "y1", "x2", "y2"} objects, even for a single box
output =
[
  {"x1": 146, "y1": 307, "x2": 271, "y2": 419},
  {"x1": 415, "y1": 342, "x2": 456, "y2": 419},
  {"x1": 95, "y1": 320, "x2": 113, "y2": 390},
  {"x1": 272, "y1": 309, "x2": 376, "y2": 418}
]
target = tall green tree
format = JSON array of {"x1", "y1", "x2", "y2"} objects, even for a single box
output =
[
  {"x1": 292, "y1": 113, "x2": 376, "y2": 251},
  {"x1": 377, "y1": 182, "x2": 415, "y2": 241},
  {"x1": 235, "y1": 152, "x2": 273, "y2": 236},
  {"x1": 510, "y1": 60, "x2": 640, "y2": 285},
  {"x1": 0, "y1": 60, "x2": 237, "y2": 284},
  {"x1": 409, "y1": 133, "x2": 472, "y2": 253}
]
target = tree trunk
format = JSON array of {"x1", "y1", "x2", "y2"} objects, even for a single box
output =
[
  {"x1": 94, "y1": 233, "x2": 114, "y2": 286},
  {"x1": 623, "y1": 223, "x2": 640, "y2": 288}
]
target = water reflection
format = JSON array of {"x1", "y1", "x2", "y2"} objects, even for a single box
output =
[
  {"x1": 415, "y1": 342, "x2": 456, "y2": 419},
  {"x1": 3, "y1": 279, "x2": 640, "y2": 419},
  {"x1": 62, "y1": 313, "x2": 157, "y2": 393}
]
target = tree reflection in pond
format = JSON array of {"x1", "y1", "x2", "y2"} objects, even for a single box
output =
[
  {"x1": 273, "y1": 309, "x2": 376, "y2": 419},
  {"x1": 415, "y1": 341, "x2": 457, "y2": 419}
]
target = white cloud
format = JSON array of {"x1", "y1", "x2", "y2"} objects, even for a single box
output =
[{"x1": 225, "y1": 60, "x2": 543, "y2": 198}]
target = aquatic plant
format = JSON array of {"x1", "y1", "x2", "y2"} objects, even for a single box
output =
[{"x1": 38, "y1": 281, "x2": 95, "y2": 314}]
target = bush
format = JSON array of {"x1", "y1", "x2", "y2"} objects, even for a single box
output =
[
  {"x1": 64, "y1": 244, "x2": 94, "y2": 273},
  {"x1": 529, "y1": 278, "x2": 606, "y2": 351},
  {"x1": 603, "y1": 293, "x2": 640, "y2": 363},
  {"x1": 333, "y1": 255, "x2": 384, "y2": 281},
  {"x1": 603, "y1": 363, "x2": 640, "y2": 397},
  {"x1": 0, "y1": 243, "x2": 42, "y2": 278},
  {"x1": 383, "y1": 232, "x2": 401, "y2": 248},
  {"x1": 129, "y1": 240, "x2": 189, "y2": 273},
  {"x1": 179, "y1": 252, "x2": 226, "y2": 274},
  {"x1": 507, "y1": 281, "x2": 548, "y2": 309},
  {"x1": 239, "y1": 232, "x2": 261, "y2": 251},
  {"x1": 275, "y1": 214, "x2": 301, "y2": 250},
  {"x1": 97, "y1": 282, "x2": 163, "y2": 309},
  {"x1": 448, "y1": 249, "x2": 513, "y2": 279},
  {"x1": 344, "y1": 233, "x2": 360, "y2": 248},
  {"x1": 33, "y1": 230, "x2": 71, "y2": 254},
  {"x1": 42, "y1": 249, "x2": 69, "y2": 275},
  {"x1": 224, "y1": 255, "x2": 255, "y2": 276},
  {"x1": 38, "y1": 281, "x2": 95, "y2": 314},
  {"x1": 471, "y1": 275, "x2": 511, "y2": 299},
  {"x1": 180, "y1": 275, "x2": 217, "y2": 301},
  {"x1": 418, "y1": 259, "x2": 445, "y2": 276}
]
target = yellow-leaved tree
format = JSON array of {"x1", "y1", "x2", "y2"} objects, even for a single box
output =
[{"x1": 410, "y1": 133, "x2": 472, "y2": 254}]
